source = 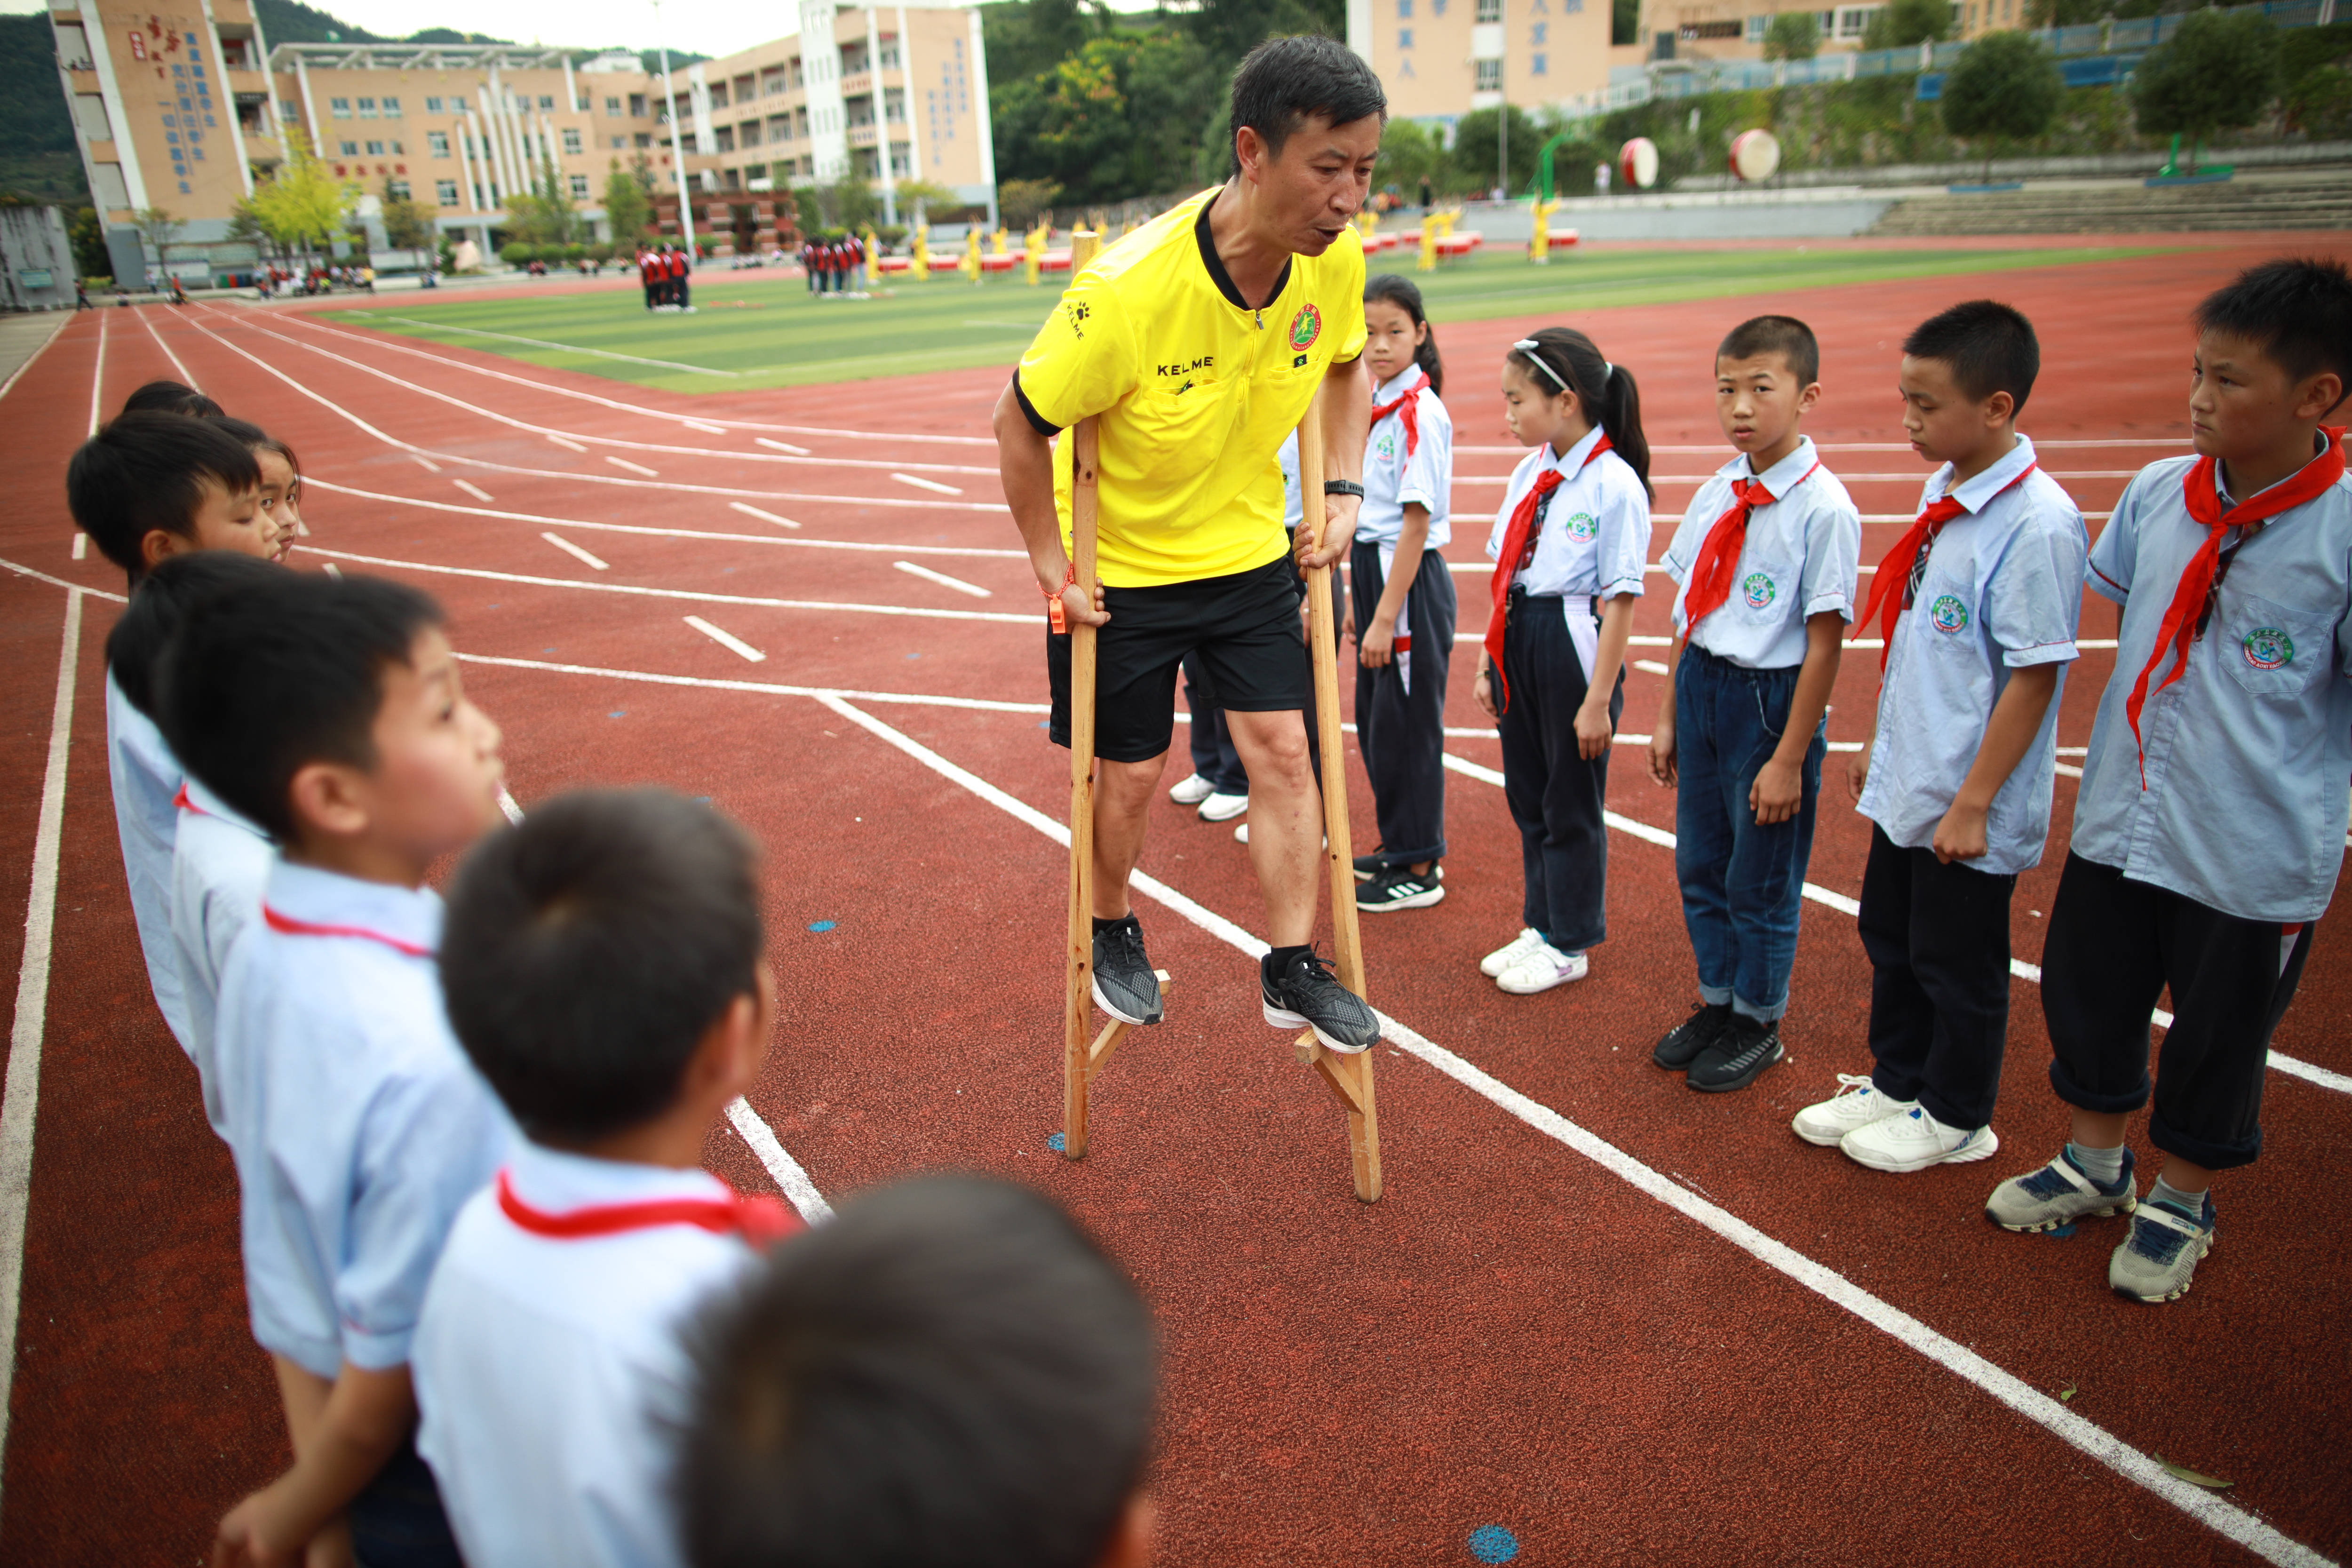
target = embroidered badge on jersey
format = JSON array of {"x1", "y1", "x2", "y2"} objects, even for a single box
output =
[
  {"x1": 1563, "y1": 511, "x2": 1599, "y2": 542},
  {"x1": 1930, "y1": 594, "x2": 1970, "y2": 634},
  {"x1": 2243, "y1": 626, "x2": 2293, "y2": 670},
  {"x1": 1289, "y1": 303, "x2": 1322, "y2": 351},
  {"x1": 1742, "y1": 571, "x2": 1776, "y2": 609}
]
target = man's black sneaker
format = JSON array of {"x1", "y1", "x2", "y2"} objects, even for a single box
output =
[
  {"x1": 1090, "y1": 917, "x2": 1163, "y2": 1027},
  {"x1": 1686, "y1": 1014, "x2": 1783, "y2": 1093},
  {"x1": 1261, "y1": 948, "x2": 1380, "y2": 1054},
  {"x1": 1357, "y1": 866, "x2": 1446, "y2": 913},
  {"x1": 1352, "y1": 849, "x2": 1384, "y2": 882},
  {"x1": 1653, "y1": 1003, "x2": 1732, "y2": 1071}
]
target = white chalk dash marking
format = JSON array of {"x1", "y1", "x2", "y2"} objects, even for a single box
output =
[
  {"x1": 1633, "y1": 658, "x2": 1669, "y2": 676},
  {"x1": 70, "y1": 534, "x2": 86, "y2": 561},
  {"x1": 413, "y1": 453, "x2": 443, "y2": 473},
  {"x1": 683, "y1": 419, "x2": 729, "y2": 435},
  {"x1": 454, "y1": 479, "x2": 493, "y2": 502},
  {"x1": 321, "y1": 563, "x2": 344, "y2": 579},
  {"x1": 540, "y1": 532, "x2": 611, "y2": 571},
  {"x1": 892, "y1": 471, "x2": 963, "y2": 496},
  {"x1": 892, "y1": 560, "x2": 993, "y2": 598},
  {"x1": 728, "y1": 501, "x2": 802, "y2": 531},
  {"x1": 725, "y1": 1098, "x2": 832, "y2": 1222},
  {"x1": 684, "y1": 614, "x2": 766, "y2": 662},
  {"x1": 495, "y1": 783, "x2": 524, "y2": 824},
  {"x1": 296, "y1": 520, "x2": 311, "y2": 536},
  {"x1": 604, "y1": 455, "x2": 660, "y2": 478},
  {"x1": 546, "y1": 433, "x2": 588, "y2": 454},
  {"x1": 374, "y1": 315, "x2": 740, "y2": 377},
  {"x1": 755, "y1": 436, "x2": 812, "y2": 455}
]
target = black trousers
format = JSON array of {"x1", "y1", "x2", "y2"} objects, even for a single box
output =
[
  {"x1": 2040, "y1": 852, "x2": 2314, "y2": 1171},
  {"x1": 1496, "y1": 590, "x2": 1620, "y2": 953},
  {"x1": 642, "y1": 281, "x2": 657, "y2": 309},
  {"x1": 1349, "y1": 541, "x2": 1455, "y2": 868},
  {"x1": 1857, "y1": 824, "x2": 2017, "y2": 1130}
]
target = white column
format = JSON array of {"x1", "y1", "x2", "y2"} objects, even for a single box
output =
[
  {"x1": 897, "y1": 6, "x2": 923, "y2": 184},
  {"x1": 294, "y1": 57, "x2": 320, "y2": 161},
  {"x1": 453, "y1": 119, "x2": 477, "y2": 211},
  {"x1": 196, "y1": 0, "x2": 255, "y2": 196},
  {"x1": 865, "y1": 8, "x2": 897, "y2": 223},
  {"x1": 474, "y1": 94, "x2": 511, "y2": 203},
  {"x1": 562, "y1": 55, "x2": 578, "y2": 111},
  {"x1": 70, "y1": 16, "x2": 151, "y2": 215},
  {"x1": 966, "y1": 7, "x2": 996, "y2": 230}
]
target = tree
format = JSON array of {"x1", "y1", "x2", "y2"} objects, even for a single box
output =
[
  {"x1": 133, "y1": 206, "x2": 183, "y2": 276},
  {"x1": 248, "y1": 127, "x2": 358, "y2": 260},
  {"x1": 67, "y1": 205, "x2": 108, "y2": 280},
  {"x1": 1452, "y1": 104, "x2": 1541, "y2": 195},
  {"x1": 1941, "y1": 31, "x2": 2064, "y2": 173},
  {"x1": 1375, "y1": 118, "x2": 1443, "y2": 200},
  {"x1": 894, "y1": 178, "x2": 956, "y2": 223},
  {"x1": 997, "y1": 178, "x2": 1059, "y2": 229},
  {"x1": 378, "y1": 178, "x2": 435, "y2": 249},
  {"x1": 2134, "y1": 8, "x2": 2280, "y2": 168},
  {"x1": 2023, "y1": 0, "x2": 2108, "y2": 27},
  {"x1": 2283, "y1": 63, "x2": 2352, "y2": 139},
  {"x1": 503, "y1": 158, "x2": 581, "y2": 245},
  {"x1": 602, "y1": 158, "x2": 652, "y2": 245},
  {"x1": 1861, "y1": 0, "x2": 1954, "y2": 50},
  {"x1": 1763, "y1": 12, "x2": 1821, "y2": 59}
]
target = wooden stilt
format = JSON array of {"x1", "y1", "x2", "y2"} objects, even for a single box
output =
[{"x1": 1062, "y1": 417, "x2": 1102, "y2": 1161}]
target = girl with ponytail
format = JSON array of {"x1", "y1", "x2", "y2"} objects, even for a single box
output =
[{"x1": 1474, "y1": 326, "x2": 1654, "y2": 995}]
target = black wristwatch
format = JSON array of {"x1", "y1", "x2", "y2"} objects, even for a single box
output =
[{"x1": 1323, "y1": 479, "x2": 1366, "y2": 499}]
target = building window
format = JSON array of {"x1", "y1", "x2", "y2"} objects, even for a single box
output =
[
  {"x1": 710, "y1": 84, "x2": 729, "y2": 108},
  {"x1": 538, "y1": 94, "x2": 555, "y2": 109},
  {"x1": 570, "y1": 173, "x2": 590, "y2": 197},
  {"x1": 635, "y1": 131, "x2": 652, "y2": 147},
  {"x1": 576, "y1": 96, "x2": 590, "y2": 111},
  {"x1": 389, "y1": 178, "x2": 411, "y2": 199},
  {"x1": 1475, "y1": 57, "x2": 1501, "y2": 88},
  {"x1": 1399, "y1": 27, "x2": 1415, "y2": 46},
  {"x1": 279, "y1": 97, "x2": 302, "y2": 121},
  {"x1": 381, "y1": 96, "x2": 401, "y2": 116},
  {"x1": 436, "y1": 179, "x2": 458, "y2": 203},
  {"x1": 562, "y1": 127, "x2": 583, "y2": 153},
  {"x1": 357, "y1": 96, "x2": 378, "y2": 117},
  {"x1": 739, "y1": 120, "x2": 761, "y2": 145},
  {"x1": 1476, "y1": 0, "x2": 1501, "y2": 20},
  {"x1": 714, "y1": 126, "x2": 735, "y2": 151},
  {"x1": 1683, "y1": 19, "x2": 1742, "y2": 37},
  {"x1": 428, "y1": 130, "x2": 450, "y2": 156},
  {"x1": 340, "y1": 139, "x2": 359, "y2": 154},
  {"x1": 365, "y1": 139, "x2": 384, "y2": 154},
  {"x1": 424, "y1": 95, "x2": 442, "y2": 113},
  {"x1": 606, "y1": 96, "x2": 622, "y2": 113},
  {"x1": 1836, "y1": 5, "x2": 1879, "y2": 35},
  {"x1": 612, "y1": 135, "x2": 626, "y2": 147},
  {"x1": 1398, "y1": 0, "x2": 1413, "y2": 14},
  {"x1": 1747, "y1": 13, "x2": 1769, "y2": 38},
  {"x1": 330, "y1": 97, "x2": 351, "y2": 117},
  {"x1": 629, "y1": 94, "x2": 647, "y2": 117}
]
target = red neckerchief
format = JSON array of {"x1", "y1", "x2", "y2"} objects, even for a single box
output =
[
  {"x1": 172, "y1": 782, "x2": 206, "y2": 816},
  {"x1": 1485, "y1": 435, "x2": 1614, "y2": 712},
  {"x1": 262, "y1": 904, "x2": 433, "y2": 959},
  {"x1": 2124, "y1": 429, "x2": 2347, "y2": 781},
  {"x1": 1853, "y1": 461, "x2": 2038, "y2": 671},
  {"x1": 495, "y1": 1168, "x2": 801, "y2": 1248},
  {"x1": 1369, "y1": 371, "x2": 1429, "y2": 458},
  {"x1": 1680, "y1": 460, "x2": 1819, "y2": 637}
]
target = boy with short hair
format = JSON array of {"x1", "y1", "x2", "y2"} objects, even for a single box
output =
[
  {"x1": 678, "y1": 1174, "x2": 1156, "y2": 1568},
  {"x1": 164, "y1": 571, "x2": 512, "y2": 1566},
  {"x1": 1646, "y1": 316, "x2": 1861, "y2": 1092},
  {"x1": 1796, "y1": 300, "x2": 2086, "y2": 1172},
  {"x1": 412, "y1": 788, "x2": 800, "y2": 1568},
  {"x1": 67, "y1": 411, "x2": 284, "y2": 1053},
  {"x1": 1986, "y1": 257, "x2": 2352, "y2": 1303}
]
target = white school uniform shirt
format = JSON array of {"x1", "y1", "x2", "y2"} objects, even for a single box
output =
[
  {"x1": 169, "y1": 777, "x2": 274, "y2": 1138},
  {"x1": 1661, "y1": 437, "x2": 1862, "y2": 669},
  {"x1": 1279, "y1": 430, "x2": 1303, "y2": 531},
  {"x1": 214, "y1": 856, "x2": 512, "y2": 1378},
  {"x1": 416, "y1": 1142, "x2": 765, "y2": 1568},
  {"x1": 105, "y1": 671, "x2": 191, "y2": 1051},
  {"x1": 1856, "y1": 437, "x2": 2088, "y2": 876},
  {"x1": 1356, "y1": 367, "x2": 1453, "y2": 552},
  {"x1": 1484, "y1": 424, "x2": 1651, "y2": 679},
  {"x1": 2071, "y1": 449, "x2": 2352, "y2": 923}
]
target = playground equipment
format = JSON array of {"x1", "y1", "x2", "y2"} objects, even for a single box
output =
[
  {"x1": 910, "y1": 223, "x2": 931, "y2": 282},
  {"x1": 961, "y1": 226, "x2": 985, "y2": 283},
  {"x1": 862, "y1": 226, "x2": 879, "y2": 290},
  {"x1": 1730, "y1": 128, "x2": 1782, "y2": 183},
  {"x1": 1620, "y1": 136, "x2": 1660, "y2": 190},
  {"x1": 1025, "y1": 222, "x2": 1049, "y2": 285}
]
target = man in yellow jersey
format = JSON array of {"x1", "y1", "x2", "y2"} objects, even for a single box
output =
[{"x1": 993, "y1": 35, "x2": 1385, "y2": 1054}]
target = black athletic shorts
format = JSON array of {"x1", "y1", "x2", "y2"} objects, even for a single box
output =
[{"x1": 1048, "y1": 553, "x2": 1309, "y2": 764}]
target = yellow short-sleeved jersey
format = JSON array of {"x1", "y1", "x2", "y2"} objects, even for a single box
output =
[{"x1": 1013, "y1": 187, "x2": 1367, "y2": 588}]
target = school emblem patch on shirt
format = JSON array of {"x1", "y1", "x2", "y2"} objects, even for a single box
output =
[
  {"x1": 1930, "y1": 594, "x2": 1970, "y2": 634},
  {"x1": 2243, "y1": 626, "x2": 2294, "y2": 670},
  {"x1": 1564, "y1": 511, "x2": 1599, "y2": 542},
  {"x1": 1741, "y1": 572, "x2": 1776, "y2": 609},
  {"x1": 1288, "y1": 303, "x2": 1322, "y2": 352},
  {"x1": 1375, "y1": 432, "x2": 1396, "y2": 462}
]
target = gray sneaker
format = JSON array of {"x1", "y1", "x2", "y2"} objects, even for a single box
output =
[
  {"x1": 1090, "y1": 917, "x2": 1163, "y2": 1027},
  {"x1": 2109, "y1": 1194, "x2": 2217, "y2": 1303},
  {"x1": 1984, "y1": 1147, "x2": 2137, "y2": 1233}
]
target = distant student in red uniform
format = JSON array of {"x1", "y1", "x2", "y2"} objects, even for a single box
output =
[
  {"x1": 672, "y1": 243, "x2": 693, "y2": 311},
  {"x1": 639, "y1": 245, "x2": 659, "y2": 311}
]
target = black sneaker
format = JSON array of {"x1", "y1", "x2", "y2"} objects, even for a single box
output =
[
  {"x1": 1261, "y1": 948, "x2": 1380, "y2": 1054},
  {"x1": 1653, "y1": 1003, "x2": 1731, "y2": 1071},
  {"x1": 1352, "y1": 849, "x2": 1385, "y2": 882},
  {"x1": 1090, "y1": 917, "x2": 1163, "y2": 1027},
  {"x1": 1357, "y1": 866, "x2": 1446, "y2": 913},
  {"x1": 1686, "y1": 1014, "x2": 1784, "y2": 1093}
]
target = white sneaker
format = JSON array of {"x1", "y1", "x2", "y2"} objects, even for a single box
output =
[
  {"x1": 1168, "y1": 772, "x2": 1215, "y2": 806},
  {"x1": 1198, "y1": 791, "x2": 1249, "y2": 823},
  {"x1": 1791, "y1": 1074, "x2": 1915, "y2": 1147},
  {"x1": 1496, "y1": 943, "x2": 1588, "y2": 995},
  {"x1": 1841, "y1": 1106, "x2": 2000, "y2": 1173},
  {"x1": 1479, "y1": 928, "x2": 1544, "y2": 977}
]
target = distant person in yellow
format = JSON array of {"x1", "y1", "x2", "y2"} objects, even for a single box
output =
[{"x1": 993, "y1": 35, "x2": 1385, "y2": 1054}]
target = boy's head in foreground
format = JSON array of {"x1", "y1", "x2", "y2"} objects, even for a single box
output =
[
  {"x1": 103, "y1": 551, "x2": 286, "y2": 723},
  {"x1": 1898, "y1": 300, "x2": 2038, "y2": 475},
  {"x1": 679, "y1": 1175, "x2": 1157, "y2": 1568},
  {"x1": 120, "y1": 379, "x2": 224, "y2": 419},
  {"x1": 1714, "y1": 315, "x2": 1821, "y2": 469},
  {"x1": 67, "y1": 412, "x2": 278, "y2": 584},
  {"x1": 441, "y1": 788, "x2": 771, "y2": 1154},
  {"x1": 2189, "y1": 257, "x2": 2352, "y2": 470},
  {"x1": 160, "y1": 573, "x2": 505, "y2": 883}
]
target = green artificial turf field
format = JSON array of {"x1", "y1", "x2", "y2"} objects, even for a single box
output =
[{"x1": 325, "y1": 242, "x2": 2163, "y2": 394}]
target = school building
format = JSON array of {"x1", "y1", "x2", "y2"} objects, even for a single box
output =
[{"x1": 38, "y1": 0, "x2": 996, "y2": 281}]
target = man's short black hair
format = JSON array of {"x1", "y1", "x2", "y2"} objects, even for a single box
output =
[
  {"x1": 2193, "y1": 256, "x2": 2352, "y2": 401},
  {"x1": 1228, "y1": 34, "x2": 1386, "y2": 174},
  {"x1": 1901, "y1": 299, "x2": 2040, "y2": 414},
  {"x1": 65, "y1": 412, "x2": 262, "y2": 583},
  {"x1": 441, "y1": 789, "x2": 764, "y2": 1146},
  {"x1": 104, "y1": 551, "x2": 284, "y2": 719},
  {"x1": 1716, "y1": 315, "x2": 1820, "y2": 387},
  {"x1": 159, "y1": 572, "x2": 442, "y2": 841},
  {"x1": 120, "y1": 379, "x2": 224, "y2": 418},
  {"x1": 677, "y1": 1176, "x2": 1156, "y2": 1568}
]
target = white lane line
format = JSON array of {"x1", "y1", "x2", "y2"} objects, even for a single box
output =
[
  {"x1": 413, "y1": 453, "x2": 443, "y2": 473},
  {"x1": 134, "y1": 304, "x2": 200, "y2": 388},
  {"x1": 683, "y1": 614, "x2": 766, "y2": 662},
  {"x1": 454, "y1": 479, "x2": 493, "y2": 502},
  {"x1": 87, "y1": 310, "x2": 106, "y2": 436},
  {"x1": 540, "y1": 532, "x2": 610, "y2": 571},
  {"x1": 893, "y1": 472, "x2": 965, "y2": 496},
  {"x1": 546, "y1": 433, "x2": 588, "y2": 454},
  {"x1": 454, "y1": 652, "x2": 1050, "y2": 715},
  {"x1": 321, "y1": 563, "x2": 343, "y2": 579},
  {"x1": 495, "y1": 782, "x2": 524, "y2": 824},
  {"x1": 70, "y1": 535, "x2": 86, "y2": 561},
  {"x1": 303, "y1": 547, "x2": 1031, "y2": 625},
  {"x1": 373, "y1": 314, "x2": 742, "y2": 375},
  {"x1": 725, "y1": 1099, "x2": 832, "y2": 1221},
  {"x1": 755, "y1": 437, "x2": 811, "y2": 455},
  {"x1": 0, "y1": 313, "x2": 69, "y2": 406},
  {"x1": 605, "y1": 454, "x2": 660, "y2": 477},
  {"x1": 728, "y1": 501, "x2": 802, "y2": 531},
  {"x1": 0, "y1": 562, "x2": 127, "y2": 610},
  {"x1": 0, "y1": 589, "x2": 85, "y2": 1496},
  {"x1": 1633, "y1": 658, "x2": 1669, "y2": 675},
  {"x1": 815, "y1": 694, "x2": 2333, "y2": 1568},
  {"x1": 892, "y1": 560, "x2": 993, "y2": 598},
  {"x1": 683, "y1": 419, "x2": 728, "y2": 435}
]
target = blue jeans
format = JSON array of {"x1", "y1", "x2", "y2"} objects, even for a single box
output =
[{"x1": 1672, "y1": 645, "x2": 1825, "y2": 1022}]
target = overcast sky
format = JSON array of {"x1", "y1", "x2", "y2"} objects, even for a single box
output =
[{"x1": 4, "y1": 0, "x2": 1160, "y2": 61}]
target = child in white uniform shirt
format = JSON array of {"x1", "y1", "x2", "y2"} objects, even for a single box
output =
[
  {"x1": 66, "y1": 412, "x2": 287, "y2": 1052},
  {"x1": 414, "y1": 789, "x2": 801, "y2": 1568},
  {"x1": 1348, "y1": 275, "x2": 1457, "y2": 914},
  {"x1": 166, "y1": 572, "x2": 511, "y2": 1568},
  {"x1": 1647, "y1": 317, "x2": 1861, "y2": 1093},
  {"x1": 1799, "y1": 302, "x2": 2086, "y2": 1173},
  {"x1": 1986, "y1": 258, "x2": 2352, "y2": 1304},
  {"x1": 1476, "y1": 328, "x2": 1654, "y2": 995}
]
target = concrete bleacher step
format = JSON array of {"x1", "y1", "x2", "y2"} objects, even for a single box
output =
[{"x1": 1867, "y1": 170, "x2": 2352, "y2": 235}]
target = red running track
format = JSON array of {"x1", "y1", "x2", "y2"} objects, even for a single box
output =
[{"x1": 1, "y1": 239, "x2": 2347, "y2": 1566}]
